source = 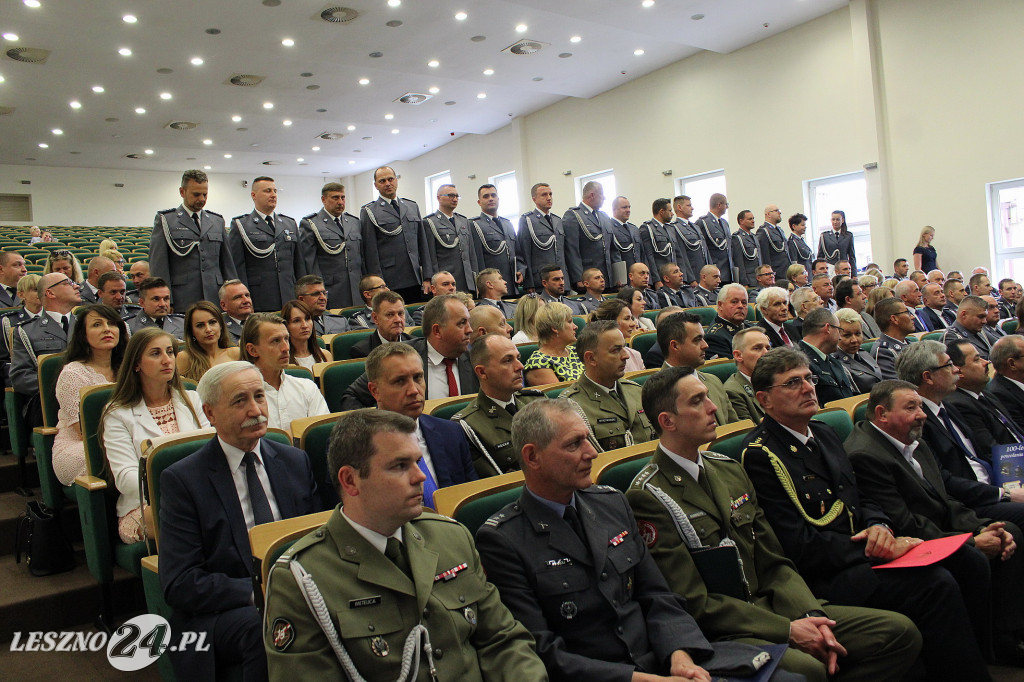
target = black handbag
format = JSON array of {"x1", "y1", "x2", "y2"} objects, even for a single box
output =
[{"x1": 15, "y1": 501, "x2": 75, "y2": 576}]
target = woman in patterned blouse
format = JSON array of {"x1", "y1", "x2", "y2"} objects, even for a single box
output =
[{"x1": 523, "y1": 301, "x2": 584, "y2": 386}]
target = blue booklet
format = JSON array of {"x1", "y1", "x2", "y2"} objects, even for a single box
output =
[{"x1": 993, "y1": 442, "x2": 1024, "y2": 490}]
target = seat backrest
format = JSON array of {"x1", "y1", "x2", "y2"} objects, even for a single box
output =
[
  {"x1": 853, "y1": 401, "x2": 870, "y2": 424},
  {"x1": 746, "y1": 304, "x2": 758, "y2": 322},
  {"x1": 250, "y1": 510, "x2": 333, "y2": 598},
  {"x1": 456, "y1": 486, "x2": 523, "y2": 536},
  {"x1": 1001, "y1": 319, "x2": 1019, "y2": 334},
  {"x1": 598, "y1": 456, "x2": 653, "y2": 492},
  {"x1": 426, "y1": 396, "x2": 475, "y2": 420},
  {"x1": 860, "y1": 340, "x2": 876, "y2": 354},
  {"x1": 408, "y1": 326, "x2": 424, "y2": 338},
  {"x1": 572, "y1": 316, "x2": 586, "y2": 339},
  {"x1": 319, "y1": 359, "x2": 366, "y2": 413},
  {"x1": 37, "y1": 353, "x2": 67, "y2": 428},
  {"x1": 629, "y1": 331, "x2": 658, "y2": 358},
  {"x1": 80, "y1": 384, "x2": 116, "y2": 478},
  {"x1": 293, "y1": 412, "x2": 343, "y2": 510},
  {"x1": 330, "y1": 329, "x2": 374, "y2": 360},
  {"x1": 812, "y1": 408, "x2": 854, "y2": 442},
  {"x1": 624, "y1": 368, "x2": 657, "y2": 385},
  {"x1": 921, "y1": 331, "x2": 945, "y2": 342},
  {"x1": 284, "y1": 365, "x2": 314, "y2": 382},
  {"x1": 687, "y1": 306, "x2": 717, "y2": 326},
  {"x1": 642, "y1": 309, "x2": 661, "y2": 325},
  {"x1": 337, "y1": 305, "x2": 366, "y2": 320},
  {"x1": 517, "y1": 343, "x2": 538, "y2": 366},
  {"x1": 432, "y1": 471, "x2": 525, "y2": 533},
  {"x1": 706, "y1": 425, "x2": 755, "y2": 462},
  {"x1": 701, "y1": 358, "x2": 736, "y2": 384}
]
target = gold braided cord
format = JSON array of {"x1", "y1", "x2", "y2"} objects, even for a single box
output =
[{"x1": 749, "y1": 442, "x2": 851, "y2": 530}]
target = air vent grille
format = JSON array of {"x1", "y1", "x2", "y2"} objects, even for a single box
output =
[
  {"x1": 165, "y1": 121, "x2": 199, "y2": 131},
  {"x1": 395, "y1": 93, "x2": 430, "y2": 105},
  {"x1": 316, "y1": 132, "x2": 345, "y2": 140},
  {"x1": 502, "y1": 39, "x2": 547, "y2": 55},
  {"x1": 226, "y1": 74, "x2": 265, "y2": 87},
  {"x1": 318, "y1": 6, "x2": 359, "y2": 23},
  {"x1": 5, "y1": 47, "x2": 51, "y2": 64}
]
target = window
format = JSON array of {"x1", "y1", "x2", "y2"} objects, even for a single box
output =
[
  {"x1": 575, "y1": 169, "x2": 616, "y2": 209},
  {"x1": 988, "y1": 177, "x2": 1024, "y2": 280},
  {"x1": 676, "y1": 170, "x2": 728, "y2": 222},
  {"x1": 805, "y1": 171, "x2": 872, "y2": 268},
  {"x1": 424, "y1": 170, "x2": 452, "y2": 215},
  {"x1": 489, "y1": 171, "x2": 520, "y2": 225}
]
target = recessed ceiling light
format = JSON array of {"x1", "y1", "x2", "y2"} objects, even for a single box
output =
[
  {"x1": 283, "y1": 119, "x2": 292, "y2": 126},
  {"x1": 203, "y1": 139, "x2": 213, "y2": 145},
  {"x1": 311, "y1": 146, "x2": 320, "y2": 151},
  {"x1": 51, "y1": 128, "x2": 62, "y2": 135},
  {"x1": 3, "y1": 33, "x2": 20, "y2": 41},
  {"x1": 428, "y1": 86, "x2": 440, "y2": 94},
  {"x1": 483, "y1": 68, "x2": 494, "y2": 76},
  {"x1": 349, "y1": 160, "x2": 355, "y2": 165},
  {"x1": 118, "y1": 47, "x2": 132, "y2": 56},
  {"x1": 296, "y1": 157, "x2": 304, "y2": 162},
  {"x1": 515, "y1": 24, "x2": 527, "y2": 33},
  {"x1": 24, "y1": 0, "x2": 41, "y2": 7},
  {"x1": 0, "y1": 75, "x2": 5, "y2": 83},
  {"x1": 642, "y1": 0, "x2": 654, "y2": 7},
  {"x1": 231, "y1": 115, "x2": 241, "y2": 122},
  {"x1": 37, "y1": 143, "x2": 48, "y2": 148},
  {"x1": 159, "y1": 92, "x2": 172, "y2": 100},
  {"x1": 122, "y1": 14, "x2": 137, "y2": 23},
  {"x1": 358, "y1": 78, "x2": 370, "y2": 85},
  {"x1": 263, "y1": 102, "x2": 274, "y2": 109},
  {"x1": 144, "y1": 149, "x2": 154, "y2": 155},
  {"x1": 69, "y1": 100, "x2": 81, "y2": 109},
  {"x1": 190, "y1": 57, "x2": 204, "y2": 66},
  {"x1": 92, "y1": 85, "x2": 105, "y2": 93},
  {"x1": 384, "y1": 113, "x2": 394, "y2": 120},
  {"x1": 455, "y1": 11, "x2": 467, "y2": 20},
  {"x1": 203, "y1": 165, "x2": 211, "y2": 170},
  {"x1": 427, "y1": 59, "x2": 439, "y2": 68},
  {"x1": 135, "y1": 107, "x2": 146, "y2": 114},
  {"x1": 387, "y1": 0, "x2": 400, "y2": 6},
  {"x1": 477, "y1": 92, "x2": 487, "y2": 99},
  {"x1": 346, "y1": 125, "x2": 355, "y2": 131},
  {"x1": 391, "y1": 128, "x2": 399, "y2": 134},
  {"x1": 223, "y1": 154, "x2": 232, "y2": 158},
  {"x1": 634, "y1": 48, "x2": 645, "y2": 56},
  {"x1": 281, "y1": 38, "x2": 294, "y2": 47}
]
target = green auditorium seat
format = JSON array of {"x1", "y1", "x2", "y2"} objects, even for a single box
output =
[{"x1": 319, "y1": 359, "x2": 365, "y2": 413}]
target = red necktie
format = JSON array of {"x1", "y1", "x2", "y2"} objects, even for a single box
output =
[
  {"x1": 443, "y1": 358, "x2": 459, "y2": 397},
  {"x1": 780, "y1": 327, "x2": 792, "y2": 347}
]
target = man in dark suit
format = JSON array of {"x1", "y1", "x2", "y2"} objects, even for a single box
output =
[
  {"x1": 298, "y1": 182, "x2": 363, "y2": 309},
  {"x1": 517, "y1": 182, "x2": 567, "y2": 292},
  {"x1": 349, "y1": 290, "x2": 412, "y2": 359},
  {"x1": 796, "y1": 308, "x2": 857, "y2": 406},
  {"x1": 846, "y1": 379, "x2": 1024, "y2": 664},
  {"x1": 423, "y1": 183, "x2": 478, "y2": 294},
  {"x1": 151, "y1": 169, "x2": 238, "y2": 309},
  {"x1": 159, "y1": 361, "x2": 320, "y2": 681},
  {"x1": 366, "y1": 341, "x2": 476, "y2": 507},
  {"x1": 942, "y1": 278, "x2": 967, "y2": 326},
  {"x1": 470, "y1": 184, "x2": 523, "y2": 293},
  {"x1": 755, "y1": 286, "x2": 796, "y2": 349},
  {"x1": 741, "y1": 348, "x2": 992, "y2": 679},
  {"x1": 947, "y1": 339, "x2": 1024, "y2": 457},
  {"x1": 228, "y1": 176, "x2": 303, "y2": 312},
  {"x1": 989, "y1": 335, "x2": 1024, "y2": 428},
  {"x1": 0, "y1": 250, "x2": 27, "y2": 309},
  {"x1": 563, "y1": 181, "x2": 621, "y2": 289},
  {"x1": 360, "y1": 166, "x2": 433, "y2": 303},
  {"x1": 340, "y1": 294, "x2": 478, "y2": 410},
  {"x1": 917, "y1": 282, "x2": 949, "y2": 332},
  {"x1": 694, "y1": 193, "x2": 733, "y2": 284}
]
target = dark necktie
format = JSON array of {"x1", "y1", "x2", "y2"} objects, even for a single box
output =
[
  {"x1": 505, "y1": 401, "x2": 518, "y2": 417},
  {"x1": 391, "y1": 199, "x2": 401, "y2": 215},
  {"x1": 243, "y1": 451, "x2": 275, "y2": 527},
  {"x1": 563, "y1": 505, "x2": 587, "y2": 543},
  {"x1": 442, "y1": 358, "x2": 459, "y2": 397},
  {"x1": 448, "y1": 215, "x2": 458, "y2": 231},
  {"x1": 155, "y1": 317, "x2": 164, "y2": 329},
  {"x1": 980, "y1": 393, "x2": 1024, "y2": 443},
  {"x1": 384, "y1": 537, "x2": 412, "y2": 579},
  {"x1": 265, "y1": 215, "x2": 276, "y2": 233},
  {"x1": 60, "y1": 315, "x2": 69, "y2": 334},
  {"x1": 192, "y1": 212, "x2": 201, "y2": 230},
  {"x1": 543, "y1": 213, "x2": 553, "y2": 230},
  {"x1": 608, "y1": 387, "x2": 628, "y2": 411},
  {"x1": 938, "y1": 407, "x2": 992, "y2": 478},
  {"x1": 334, "y1": 216, "x2": 343, "y2": 230},
  {"x1": 6, "y1": 286, "x2": 16, "y2": 300},
  {"x1": 697, "y1": 468, "x2": 714, "y2": 499}
]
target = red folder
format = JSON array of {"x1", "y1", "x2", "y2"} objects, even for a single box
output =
[{"x1": 873, "y1": 533, "x2": 971, "y2": 569}]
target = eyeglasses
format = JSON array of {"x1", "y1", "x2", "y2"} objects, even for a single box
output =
[
  {"x1": 49, "y1": 250, "x2": 72, "y2": 259},
  {"x1": 440, "y1": 193, "x2": 460, "y2": 199},
  {"x1": 46, "y1": 277, "x2": 75, "y2": 290},
  {"x1": 767, "y1": 374, "x2": 818, "y2": 391},
  {"x1": 362, "y1": 283, "x2": 388, "y2": 293},
  {"x1": 301, "y1": 289, "x2": 328, "y2": 298},
  {"x1": 931, "y1": 362, "x2": 955, "y2": 372}
]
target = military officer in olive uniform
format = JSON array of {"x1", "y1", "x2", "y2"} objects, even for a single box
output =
[
  {"x1": 560, "y1": 322, "x2": 653, "y2": 452},
  {"x1": 360, "y1": 167, "x2": 433, "y2": 303},
  {"x1": 564, "y1": 181, "x2": 621, "y2": 289},
  {"x1": 424, "y1": 184, "x2": 478, "y2": 294},
  {"x1": 627, "y1": 366, "x2": 923, "y2": 682},
  {"x1": 150, "y1": 169, "x2": 238, "y2": 309},
  {"x1": 516, "y1": 183, "x2": 567, "y2": 292},
  {"x1": 229, "y1": 176, "x2": 304, "y2": 312},
  {"x1": 453, "y1": 333, "x2": 544, "y2": 477},
  {"x1": 263, "y1": 410, "x2": 545, "y2": 681},
  {"x1": 299, "y1": 182, "x2": 362, "y2": 310},
  {"x1": 471, "y1": 185, "x2": 523, "y2": 293}
]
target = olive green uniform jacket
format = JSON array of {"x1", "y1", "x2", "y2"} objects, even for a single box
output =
[
  {"x1": 561, "y1": 374, "x2": 654, "y2": 452},
  {"x1": 452, "y1": 390, "x2": 544, "y2": 477}
]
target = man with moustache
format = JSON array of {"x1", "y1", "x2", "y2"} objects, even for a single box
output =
[{"x1": 299, "y1": 182, "x2": 363, "y2": 309}]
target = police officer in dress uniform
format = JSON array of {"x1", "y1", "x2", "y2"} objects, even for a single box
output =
[
  {"x1": 627, "y1": 366, "x2": 923, "y2": 682},
  {"x1": 0, "y1": 251, "x2": 27, "y2": 309},
  {"x1": 787, "y1": 214, "x2": 814, "y2": 274},
  {"x1": 560, "y1": 322, "x2": 654, "y2": 452},
  {"x1": 731, "y1": 211, "x2": 762, "y2": 287},
  {"x1": 672, "y1": 195, "x2": 712, "y2": 286},
  {"x1": 423, "y1": 184, "x2": 478, "y2": 295},
  {"x1": 151, "y1": 170, "x2": 238, "y2": 309},
  {"x1": 299, "y1": 182, "x2": 362, "y2": 310},
  {"x1": 609, "y1": 196, "x2": 646, "y2": 279},
  {"x1": 640, "y1": 199, "x2": 683, "y2": 284},
  {"x1": 872, "y1": 298, "x2": 915, "y2": 380},
  {"x1": 694, "y1": 193, "x2": 734, "y2": 285},
  {"x1": 228, "y1": 176, "x2": 303, "y2": 312},
  {"x1": 263, "y1": 410, "x2": 546, "y2": 681},
  {"x1": 470, "y1": 184, "x2": 523, "y2": 294},
  {"x1": 453, "y1": 334, "x2": 544, "y2": 477},
  {"x1": 127, "y1": 277, "x2": 185, "y2": 339},
  {"x1": 817, "y1": 211, "x2": 857, "y2": 274},
  {"x1": 832, "y1": 310, "x2": 882, "y2": 394},
  {"x1": 96, "y1": 271, "x2": 141, "y2": 323},
  {"x1": 758, "y1": 205, "x2": 793, "y2": 282},
  {"x1": 294, "y1": 275, "x2": 350, "y2": 335},
  {"x1": 564, "y1": 181, "x2": 621, "y2": 290},
  {"x1": 516, "y1": 183, "x2": 567, "y2": 292},
  {"x1": 360, "y1": 166, "x2": 433, "y2": 304}
]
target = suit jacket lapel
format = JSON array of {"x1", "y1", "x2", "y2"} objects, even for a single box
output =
[
  {"x1": 177, "y1": 210, "x2": 201, "y2": 237},
  {"x1": 205, "y1": 441, "x2": 252, "y2": 567},
  {"x1": 404, "y1": 521, "x2": 440, "y2": 614},
  {"x1": 261, "y1": 441, "x2": 294, "y2": 518},
  {"x1": 317, "y1": 209, "x2": 344, "y2": 239},
  {"x1": 251, "y1": 210, "x2": 275, "y2": 238},
  {"x1": 331, "y1": 512, "x2": 417, "y2": 597},
  {"x1": 576, "y1": 494, "x2": 609, "y2": 570}
]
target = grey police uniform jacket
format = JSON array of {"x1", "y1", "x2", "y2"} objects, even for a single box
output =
[
  {"x1": 563, "y1": 204, "x2": 620, "y2": 287},
  {"x1": 470, "y1": 213, "x2": 522, "y2": 289},
  {"x1": 694, "y1": 213, "x2": 734, "y2": 283},
  {"x1": 516, "y1": 209, "x2": 568, "y2": 291},
  {"x1": 610, "y1": 220, "x2": 646, "y2": 274},
  {"x1": 299, "y1": 209, "x2": 363, "y2": 310},
  {"x1": 228, "y1": 211, "x2": 303, "y2": 312},
  {"x1": 424, "y1": 211, "x2": 478, "y2": 294},
  {"x1": 10, "y1": 312, "x2": 75, "y2": 396},
  {"x1": 150, "y1": 205, "x2": 238, "y2": 308},
  {"x1": 786, "y1": 234, "x2": 813, "y2": 273},
  {"x1": 672, "y1": 219, "x2": 712, "y2": 284},
  {"x1": 731, "y1": 229, "x2": 762, "y2": 287},
  {"x1": 360, "y1": 197, "x2": 433, "y2": 291},
  {"x1": 127, "y1": 313, "x2": 185, "y2": 340},
  {"x1": 757, "y1": 222, "x2": 793, "y2": 281},
  {"x1": 639, "y1": 219, "x2": 679, "y2": 283}
]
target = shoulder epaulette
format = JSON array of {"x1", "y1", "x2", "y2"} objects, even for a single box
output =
[
  {"x1": 559, "y1": 384, "x2": 582, "y2": 397},
  {"x1": 277, "y1": 213, "x2": 294, "y2": 221},
  {"x1": 360, "y1": 201, "x2": 376, "y2": 210},
  {"x1": 703, "y1": 451, "x2": 735, "y2": 462},
  {"x1": 520, "y1": 210, "x2": 534, "y2": 217},
  {"x1": 303, "y1": 212, "x2": 318, "y2": 221},
  {"x1": 452, "y1": 211, "x2": 466, "y2": 219},
  {"x1": 279, "y1": 524, "x2": 329, "y2": 560},
  {"x1": 482, "y1": 503, "x2": 521, "y2": 528},
  {"x1": 206, "y1": 210, "x2": 223, "y2": 218},
  {"x1": 631, "y1": 462, "x2": 659, "y2": 488},
  {"x1": 411, "y1": 510, "x2": 459, "y2": 525},
  {"x1": 620, "y1": 378, "x2": 641, "y2": 388},
  {"x1": 231, "y1": 214, "x2": 248, "y2": 222},
  {"x1": 581, "y1": 484, "x2": 618, "y2": 495},
  {"x1": 451, "y1": 404, "x2": 477, "y2": 420},
  {"x1": 158, "y1": 208, "x2": 175, "y2": 214},
  {"x1": 167, "y1": 313, "x2": 185, "y2": 318},
  {"x1": 518, "y1": 389, "x2": 544, "y2": 397},
  {"x1": 708, "y1": 322, "x2": 724, "y2": 333}
]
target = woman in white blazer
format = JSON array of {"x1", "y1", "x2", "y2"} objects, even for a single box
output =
[{"x1": 100, "y1": 327, "x2": 210, "y2": 544}]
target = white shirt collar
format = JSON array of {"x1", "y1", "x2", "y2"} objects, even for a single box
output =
[
  {"x1": 255, "y1": 210, "x2": 274, "y2": 222},
  {"x1": 219, "y1": 436, "x2": 263, "y2": 475},
  {"x1": 340, "y1": 506, "x2": 402, "y2": 554},
  {"x1": 44, "y1": 309, "x2": 67, "y2": 325},
  {"x1": 660, "y1": 443, "x2": 705, "y2": 483},
  {"x1": 426, "y1": 340, "x2": 448, "y2": 368},
  {"x1": 779, "y1": 422, "x2": 812, "y2": 444},
  {"x1": 919, "y1": 396, "x2": 943, "y2": 417},
  {"x1": 869, "y1": 422, "x2": 919, "y2": 460}
]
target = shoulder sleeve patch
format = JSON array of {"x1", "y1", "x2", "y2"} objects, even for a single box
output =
[{"x1": 637, "y1": 520, "x2": 658, "y2": 548}]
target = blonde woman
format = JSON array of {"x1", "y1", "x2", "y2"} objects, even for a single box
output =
[
  {"x1": 176, "y1": 301, "x2": 240, "y2": 383},
  {"x1": 512, "y1": 293, "x2": 545, "y2": 344},
  {"x1": 913, "y1": 226, "x2": 938, "y2": 273},
  {"x1": 101, "y1": 327, "x2": 209, "y2": 543},
  {"x1": 43, "y1": 249, "x2": 84, "y2": 283},
  {"x1": 523, "y1": 302, "x2": 583, "y2": 386}
]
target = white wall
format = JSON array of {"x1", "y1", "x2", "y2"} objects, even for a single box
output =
[{"x1": 5, "y1": 0, "x2": 1021, "y2": 276}]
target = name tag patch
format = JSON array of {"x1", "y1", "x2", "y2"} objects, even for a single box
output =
[
  {"x1": 597, "y1": 417, "x2": 618, "y2": 424},
  {"x1": 546, "y1": 557, "x2": 573, "y2": 567},
  {"x1": 349, "y1": 596, "x2": 382, "y2": 609}
]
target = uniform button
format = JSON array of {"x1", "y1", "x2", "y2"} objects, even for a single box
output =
[
  {"x1": 612, "y1": 600, "x2": 618, "y2": 607},
  {"x1": 600, "y1": 572, "x2": 608, "y2": 581},
  {"x1": 626, "y1": 557, "x2": 632, "y2": 563},
  {"x1": 458, "y1": 595, "x2": 466, "y2": 603},
  {"x1": 422, "y1": 608, "x2": 429, "y2": 618},
  {"x1": 562, "y1": 581, "x2": 569, "y2": 588},
  {"x1": 616, "y1": 626, "x2": 624, "y2": 635},
  {"x1": 838, "y1": 485, "x2": 844, "y2": 491},
  {"x1": 433, "y1": 648, "x2": 443, "y2": 659},
  {"x1": 368, "y1": 625, "x2": 375, "y2": 632}
]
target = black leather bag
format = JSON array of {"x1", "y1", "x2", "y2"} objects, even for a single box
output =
[{"x1": 15, "y1": 501, "x2": 75, "y2": 576}]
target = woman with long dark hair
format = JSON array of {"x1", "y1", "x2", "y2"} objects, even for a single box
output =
[
  {"x1": 281, "y1": 299, "x2": 332, "y2": 369},
  {"x1": 817, "y1": 209, "x2": 856, "y2": 274},
  {"x1": 176, "y1": 301, "x2": 239, "y2": 382}
]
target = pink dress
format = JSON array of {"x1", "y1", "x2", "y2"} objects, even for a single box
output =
[{"x1": 52, "y1": 361, "x2": 109, "y2": 486}]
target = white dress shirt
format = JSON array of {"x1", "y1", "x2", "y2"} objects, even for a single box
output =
[
  {"x1": 263, "y1": 371, "x2": 330, "y2": 430},
  {"x1": 220, "y1": 437, "x2": 282, "y2": 531},
  {"x1": 870, "y1": 423, "x2": 925, "y2": 479},
  {"x1": 425, "y1": 341, "x2": 460, "y2": 399}
]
